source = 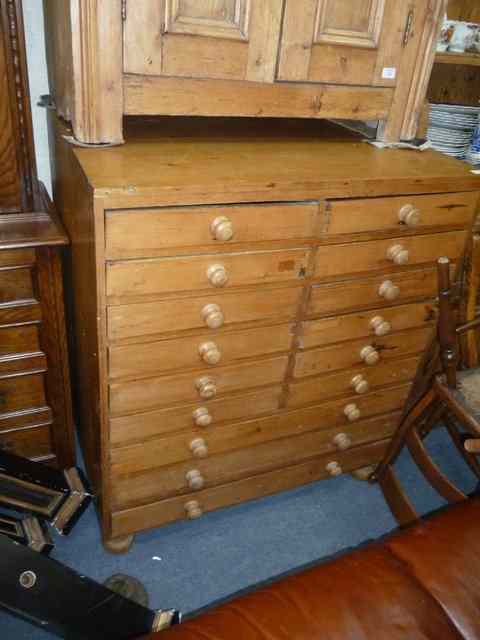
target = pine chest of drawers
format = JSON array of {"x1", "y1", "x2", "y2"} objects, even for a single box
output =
[{"x1": 50, "y1": 117, "x2": 480, "y2": 552}]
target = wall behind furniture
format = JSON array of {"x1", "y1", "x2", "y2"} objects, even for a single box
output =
[{"x1": 23, "y1": 0, "x2": 51, "y2": 195}]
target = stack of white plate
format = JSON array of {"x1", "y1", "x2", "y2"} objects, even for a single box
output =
[
  {"x1": 465, "y1": 115, "x2": 480, "y2": 166},
  {"x1": 428, "y1": 104, "x2": 480, "y2": 160}
]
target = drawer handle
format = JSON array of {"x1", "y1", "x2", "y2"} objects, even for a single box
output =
[
  {"x1": 370, "y1": 315, "x2": 392, "y2": 337},
  {"x1": 192, "y1": 407, "x2": 213, "y2": 428},
  {"x1": 196, "y1": 376, "x2": 217, "y2": 399},
  {"x1": 211, "y1": 216, "x2": 234, "y2": 242},
  {"x1": 387, "y1": 244, "x2": 409, "y2": 266},
  {"x1": 190, "y1": 437, "x2": 209, "y2": 459},
  {"x1": 344, "y1": 403, "x2": 361, "y2": 422},
  {"x1": 326, "y1": 461, "x2": 343, "y2": 477},
  {"x1": 399, "y1": 204, "x2": 421, "y2": 227},
  {"x1": 185, "y1": 500, "x2": 203, "y2": 520},
  {"x1": 207, "y1": 264, "x2": 228, "y2": 288},
  {"x1": 333, "y1": 433, "x2": 352, "y2": 451},
  {"x1": 201, "y1": 303, "x2": 225, "y2": 329},
  {"x1": 186, "y1": 469, "x2": 205, "y2": 491},
  {"x1": 199, "y1": 341, "x2": 222, "y2": 365},
  {"x1": 378, "y1": 280, "x2": 400, "y2": 301},
  {"x1": 351, "y1": 374, "x2": 370, "y2": 395},
  {"x1": 360, "y1": 345, "x2": 380, "y2": 366}
]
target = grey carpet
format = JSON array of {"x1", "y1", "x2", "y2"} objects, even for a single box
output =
[{"x1": 1, "y1": 427, "x2": 476, "y2": 639}]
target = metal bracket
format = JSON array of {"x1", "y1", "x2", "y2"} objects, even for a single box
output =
[{"x1": 403, "y1": 8, "x2": 415, "y2": 47}]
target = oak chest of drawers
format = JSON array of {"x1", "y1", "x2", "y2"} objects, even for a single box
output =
[{"x1": 50, "y1": 117, "x2": 480, "y2": 552}]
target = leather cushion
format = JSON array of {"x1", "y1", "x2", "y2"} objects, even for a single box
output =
[
  {"x1": 386, "y1": 498, "x2": 480, "y2": 640},
  {"x1": 153, "y1": 546, "x2": 461, "y2": 640}
]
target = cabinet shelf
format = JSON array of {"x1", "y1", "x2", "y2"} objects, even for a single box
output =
[{"x1": 435, "y1": 51, "x2": 480, "y2": 66}]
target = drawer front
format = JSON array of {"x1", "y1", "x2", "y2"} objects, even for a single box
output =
[
  {"x1": 314, "y1": 231, "x2": 466, "y2": 280},
  {"x1": 110, "y1": 356, "x2": 289, "y2": 416},
  {"x1": 0, "y1": 325, "x2": 41, "y2": 357},
  {"x1": 0, "y1": 249, "x2": 35, "y2": 268},
  {"x1": 301, "y1": 301, "x2": 436, "y2": 350},
  {"x1": 294, "y1": 327, "x2": 431, "y2": 378},
  {"x1": 111, "y1": 385, "x2": 409, "y2": 475},
  {"x1": 108, "y1": 286, "x2": 302, "y2": 341},
  {"x1": 288, "y1": 356, "x2": 420, "y2": 407},
  {"x1": 0, "y1": 267, "x2": 35, "y2": 305},
  {"x1": 325, "y1": 192, "x2": 477, "y2": 236},
  {"x1": 0, "y1": 374, "x2": 47, "y2": 415},
  {"x1": 0, "y1": 424, "x2": 52, "y2": 460},
  {"x1": 111, "y1": 439, "x2": 390, "y2": 536},
  {"x1": 308, "y1": 268, "x2": 442, "y2": 317},
  {"x1": 107, "y1": 249, "x2": 309, "y2": 301},
  {"x1": 110, "y1": 414, "x2": 398, "y2": 510},
  {"x1": 110, "y1": 386, "x2": 284, "y2": 447},
  {"x1": 109, "y1": 324, "x2": 294, "y2": 380},
  {"x1": 106, "y1": 203, "x2": 319, "y2": 259}
]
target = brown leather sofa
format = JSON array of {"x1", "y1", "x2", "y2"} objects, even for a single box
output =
[{"x1": 144, "y1": 498, "x2": 480, "y2": 639}]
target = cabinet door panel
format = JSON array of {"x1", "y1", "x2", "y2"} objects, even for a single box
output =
[
  {"x1": 124, "y1": 0, "x2": 283, "y2": 83},
  {"x1": 278, "y1": 0, "x2": 409, "y2": 87}
]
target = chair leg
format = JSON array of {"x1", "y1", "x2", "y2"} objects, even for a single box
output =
[
  {"x1": 378, "y1": 466, "x2": 418, "y2": 526},
  {"x1": 443, "y1": 414, "x2": 480, "y2": 479},
  {"x1": 406, "y1": 427, "x2": 467, "y2": 503},
  {"x1": 372, "y1": 389, "x2": 437, "y2": 483}
]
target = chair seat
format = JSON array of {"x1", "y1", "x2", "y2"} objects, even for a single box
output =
[{"x1": 449, "y1": 368, "x2": 480, "y2": 420}]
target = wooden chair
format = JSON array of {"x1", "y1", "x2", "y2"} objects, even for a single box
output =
[{"x1": 372, "y1": 240, "x2": 480, "y2": 526}]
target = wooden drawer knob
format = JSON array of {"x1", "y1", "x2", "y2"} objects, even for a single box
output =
[
  {"x1": 344, "y1": 403, "x2": 361, "y2": 422},
  {"x1": 399, "y1": 204, "x2": 421, "y2": 227},
  {"x1": 192, "y1": 407, "x2": 212, "y2": 427},
  {"x1": 351, "y1": 374, "x2": 369, "y2": 395},
  {"x1": 333, "y1": 433, "x2": 352, "y2": 451},
  {"x1": 199, "y1": 341, "x2": 222, "y2": 365},
  {"x1": 378, "y1": 280, "x2": 400, "y2": 301},
  {"x1": 387, "y1": 244, "x2": 409, "y2": 265},
  {"x1": 185, "y1": 500, "x2": 203, "y2": 520},
  {"x1": 326, "y1": 461, "x2": 343, "y2": 477},
  {"x1": 189, "y1": 437, "x2": 209, "y2": 459},
  {"x1": 370, "y1": 315, "x2": 392, "y2": 337},
  {"x1": 360, "y1": 345, "x2": 380, "y2": 366},
  {"x1": 201, "y1": 303, "x2": 224, "y2": 329},
  {"x1": 211, "y1": 216, "x2": 234, "y2": 242},
  {"x1": 186, "y1": 469, "x2": 205, "y2": 491},
  {"x1": 207, "y1": 264, "x2": 228, "y2": 288},
  {"x1": 195, "y1": 376, "x2": 217, "y2": 399}
]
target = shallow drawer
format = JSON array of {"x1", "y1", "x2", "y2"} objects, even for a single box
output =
[
  {"x1": 110, "y1": 356, "x2": 289, "y2": 416},
  {"x1": 308, "y1": 268, "x2": 444, "y2": 317},
  {"x1": 314, "y1": 231, "x2": 466, "y2": 280},
  {"x1": 0, "y1": 424, "x2": 52, "y2": 460},
  {"x1": 325, "y1": 192, "x2": 477, "y2": 236},
  {"x1": 0, "y1": 354, "x2": 47, "y2": 377},
  {"x1": 110, "y1": 415, "x2": 397, "y2": 511},
  {"x1": 0, "y1": 407, "x2": 52, "y2": 433},
  {"x1": 0, "y1": 249, "x2": 35, "y2": 268},
  {"x1": 107, "y1": 249, "x2": 310, "y2": 302},
  {"x1": 0, "y1": 373, "x2": 47, "y2": 416},
  {"x1": 294, "y1": 327, "x2": 431, "y2": 378},
  {"x1": 0, "y1": 267, "x2": 35, "y2": 305},
  {"x1": 106, "y1": 202, "x2": 319, "y2": 259},
  {"x1": 300, "y1": 301, "x2": 436, "y2": 349},
  {"x1": 110, "y1": 386, "x2": 284, "y2": 447},
  {"x1": 109, "y1": 324, "x2": 294, "y2": 380},
  {"x1": 111, "y1": 385, "x2": 409, "y2": 475},
  {"x1": 108, "y1": 286, "x2": 302, "y2": 341},
  {"x1": 0, "y1": 325, "x2": 41, "y2": 357},
  {"x1": 111, "y1": 438, "x2": 390, "y2": 536},
  {"x1": 287, "y1": 355, "x2": 420, "y2": 407}
]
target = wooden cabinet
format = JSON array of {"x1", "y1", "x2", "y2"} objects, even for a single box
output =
[
  {"x1": 0, "y1": 0, "x2": 75, "y2": 468},
  {"x1": 43, "y1": 0, "x2": 446, "y2": 144},
  {"x1": 49, "y1": 115, "x2": 480, "y2": 552}
]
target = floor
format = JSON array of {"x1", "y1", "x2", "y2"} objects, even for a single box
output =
[{"x1": 2, "y1": 427, "x2": 477, "y2": 639}]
